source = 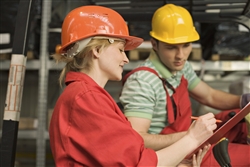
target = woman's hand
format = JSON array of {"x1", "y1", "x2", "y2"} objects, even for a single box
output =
[
  {"x1": 187, "y1": 113, "x2": 217, "y2": 145},
  {"x1": 177, "y1": 144, "x2": 211, "y2": 167},
  {"x1": 192, "y1": 144, "x2": 210, "y2": 167}
]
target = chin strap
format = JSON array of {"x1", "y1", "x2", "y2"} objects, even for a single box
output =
[{"x1": 61, "y1": 36, "x2": 126, "y2": 58}]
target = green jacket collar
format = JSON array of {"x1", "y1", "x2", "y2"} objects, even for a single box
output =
[{"x1": 148, "y1": 50, "x2": 172, "y2": 79}]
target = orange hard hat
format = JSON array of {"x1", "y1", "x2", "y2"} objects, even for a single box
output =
[
  {"x1": 59, "y1": 5, "x2": 143, "y2": 53},
  {"x1": 150, "y1": 4, "x2": 199, "y2": 44}
]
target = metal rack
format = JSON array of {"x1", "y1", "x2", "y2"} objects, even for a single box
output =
[
  {"x1": 124, "y1": 60, "x2": 250, "y2": 72},
  {"x1": 0, "y1": 130, "x2": 49, "y2": 139},
  {"x1": 1, "y1": 59, "x2": 250, "y2": 72}
]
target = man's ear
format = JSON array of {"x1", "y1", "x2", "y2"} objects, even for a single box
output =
[{"x1": 150, "y1": 38, "x2": 158, "y2": 51}]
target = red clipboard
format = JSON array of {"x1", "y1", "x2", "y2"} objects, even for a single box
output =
[{"x1": 186, "y1": 102, "x2": 250, "y2": 159}]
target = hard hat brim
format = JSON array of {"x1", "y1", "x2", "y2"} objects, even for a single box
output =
[
  {"x1": 150, "y1": 28, "x2": 200, "y2": 44},
  {"x1": 59, "y1": 34, "x2": 143, "y2": 53}
]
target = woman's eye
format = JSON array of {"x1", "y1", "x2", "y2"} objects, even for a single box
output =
[{"x1": 119, "y1": 49, "x2": 124, "y2": 52}]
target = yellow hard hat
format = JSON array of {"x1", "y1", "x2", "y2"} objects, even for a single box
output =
[{"x1": 150, "y1": 4, "x2": 199, "y2": 44}]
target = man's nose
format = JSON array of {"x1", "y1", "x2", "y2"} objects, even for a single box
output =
[{"x1": 176, "y1": 48, "x2": 185, "y2": 59}]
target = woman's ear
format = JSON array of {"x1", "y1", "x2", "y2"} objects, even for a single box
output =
[{"x1": 92, "y1": 47, "x2": 100, "y2": 58}]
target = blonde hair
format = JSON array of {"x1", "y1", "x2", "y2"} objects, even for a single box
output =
[{"x1": 52, "y1": 39, "x2": 112, "y2": 87}]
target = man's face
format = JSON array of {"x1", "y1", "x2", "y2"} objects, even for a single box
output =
[{"x1": 152, "y1": 39, "x2": 192, "y2": 74}]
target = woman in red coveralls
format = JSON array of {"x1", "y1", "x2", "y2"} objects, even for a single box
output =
[{"x1": 49, "y1": 5, "x2": 218, "y2": 167}]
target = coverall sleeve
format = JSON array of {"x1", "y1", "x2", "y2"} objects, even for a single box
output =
[{"x1": 64, "y1": 90, "x2": 158, "y2": 166}]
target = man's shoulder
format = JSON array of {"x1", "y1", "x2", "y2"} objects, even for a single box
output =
[{"x1": 128, "y1": 62, "x2": 160, "y2": 80}]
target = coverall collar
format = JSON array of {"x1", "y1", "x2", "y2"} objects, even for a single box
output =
[{"x1": 65, "y1": 71, "x2": 97, "y2": 86}]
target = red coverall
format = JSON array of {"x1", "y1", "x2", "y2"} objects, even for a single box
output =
[
  {"x1": 49, "y1": 72, "x2": 157, "y2": 166},
  {"x1": 123, "y1": 67, "x2": 250, "y2": 167}
]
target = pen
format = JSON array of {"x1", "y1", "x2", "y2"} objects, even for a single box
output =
[{"x1": 191, "y1": 116, "x2": 222, "y2": 123}]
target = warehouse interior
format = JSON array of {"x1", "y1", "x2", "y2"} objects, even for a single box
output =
[{"x1": 0, "y1": 0, "x2": 250, "y2": 166}]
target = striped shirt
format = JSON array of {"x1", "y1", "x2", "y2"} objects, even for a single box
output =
[{"x1": 120, "y1": 50, "x2": 200, "y2": 134}]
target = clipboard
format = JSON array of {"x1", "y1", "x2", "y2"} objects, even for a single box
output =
[{"x1": 186, "y1": 102, "x2": 250, "y2": 159}]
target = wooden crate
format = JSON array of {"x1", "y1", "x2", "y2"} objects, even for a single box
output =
[
  {"x1": 0, "y1": 53, "x2": 11, "y2": 60},
  {"x1": 27, "y1": 51, "x2": 35, "y2": 60},
  {"x1": 128, "y1": 48, "x2": 151, "y2": 60},
  {"x1": 189, "y1": 47, "x2": 202, "y2": 60},
  {"x1": 19, "y1": 117, "x2": 38, "y2": 129},
  {"x1": 0, "y1": 51, "x2": 34, "y2": 60},
  {"x1": 188, "y1": 43, "x2": 202, "y2": 61},
  {"x1": 211, "y1": 54, "x2": 248, "y2": 61}
]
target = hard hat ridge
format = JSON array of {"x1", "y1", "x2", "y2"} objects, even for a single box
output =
[
  {"x1": 150, "y1": 4, "x2": 199, "y2": 44},
  {"x1": 59, "y1": 5, "x2": 143, "y2": 53}
]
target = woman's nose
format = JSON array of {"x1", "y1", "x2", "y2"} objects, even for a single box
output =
[{"x1": 124, "y1": 53, "x2": 129, "y2": 64}]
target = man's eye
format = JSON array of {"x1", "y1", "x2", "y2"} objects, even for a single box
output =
[{"x1": 166, "y1": 47, "x2": 174, "y2": 50}]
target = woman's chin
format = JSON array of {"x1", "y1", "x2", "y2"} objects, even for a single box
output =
[{"x1": 109, "y1": 75, "x2": 122, "y2": 81}]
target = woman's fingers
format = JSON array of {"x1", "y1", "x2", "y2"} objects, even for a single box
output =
[
  {"x1": 188, "y1": 113, "x2": 217, "y2": 144},
  {"x1": 192, "y1": 144, "x2": 211, "y2": 167},
  {"x1": 192, "y1": 154, "x2": 197, "y2": 166}
]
